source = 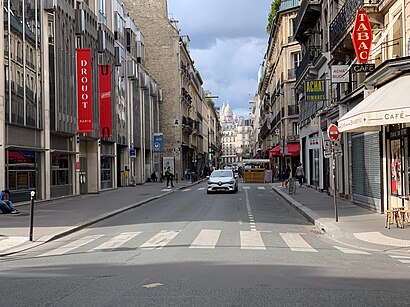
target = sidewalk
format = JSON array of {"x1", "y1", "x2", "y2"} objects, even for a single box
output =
[
  {"x1": 0, "y1": 179, "x2": 203, "y2": 256},
  {"x1": 272, "y1": 183, "x2": 410, "y2": 253}
]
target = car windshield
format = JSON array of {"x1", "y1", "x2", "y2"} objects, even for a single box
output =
[{"x1": 210, "y1": 171, "x2": 232, "y2": 178}]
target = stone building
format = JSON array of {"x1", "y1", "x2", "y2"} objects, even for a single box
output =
[
  {"x1": 123, "y1": 0, "x2": 221, "y2": 179},
  {"x1": 0, "y1": 0, "x2": 161, "y2": 202},
  {"x1": 257, "y1": 0, "x2": 301, "y2": 174}
]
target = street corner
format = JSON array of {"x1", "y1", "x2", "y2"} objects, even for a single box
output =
[{"x1": 353, "y1": 231, "x2": 410, "y2": 249}]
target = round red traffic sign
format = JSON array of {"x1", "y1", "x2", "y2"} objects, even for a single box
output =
[{"x1": 327, "y1": 124, "x2": 340, "y2": 141}]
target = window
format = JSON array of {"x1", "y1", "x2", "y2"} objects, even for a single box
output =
[
  {"x1": 292, "y1": 52, "x2": 301, "y2": 69},
  {"x1": 51, "y1": 154, "x2": 70, "y2": 186}
]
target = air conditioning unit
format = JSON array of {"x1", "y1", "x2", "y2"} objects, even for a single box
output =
[
  {"x1": 44, "y1": 0, "x2": 57, "y2": 11},
  {"x1": 139, "y1": 72, "x2": 149, "y2": 89},
  {"x1": 127, "y1": 60, "x2": 138, "y2": 79},
  {"x1": 114, "y1": 47, "x2": 121, "y2": 66},
  {"x1": 98, "y1": 29, "x2": 106, "y2": 52},
  {"x1": 75, "y1": 9, "x2": 85, "y2": 34}
]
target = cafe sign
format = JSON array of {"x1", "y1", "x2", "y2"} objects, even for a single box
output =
[{"x1": 352, "y1": 10, "x2": 372, "y2": 63}]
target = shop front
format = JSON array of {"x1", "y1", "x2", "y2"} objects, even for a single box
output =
[
  {"x1": 339, "y1": 74, "x2": 410, "y2": 212},
  {"x1": 51, "y1": 152, "x2": 73, "y2": 198},
  {"x1": 6, "y1": 149, "x2": 40, "y2": 202}
]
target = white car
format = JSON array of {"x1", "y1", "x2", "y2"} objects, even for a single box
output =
[{"x1": 207, "y1": 169, "x2": 238, "y2": 194}]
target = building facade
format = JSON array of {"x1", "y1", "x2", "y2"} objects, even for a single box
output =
[
  {"x1": 257, "y1": 0, "x2": 301, "y2": 176},
  {"x1": 1, "y1": 0, "x2": 161, "y2": 202}
]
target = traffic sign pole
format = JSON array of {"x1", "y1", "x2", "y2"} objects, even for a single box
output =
[{"x1": 327, "y1": 124, "x2": 340, "y2": 222}]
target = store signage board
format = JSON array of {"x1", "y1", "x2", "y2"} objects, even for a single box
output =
[
  {"x1": 352, "y1": 10, "x2": 372, "y2": 63},
  {"x1": 331, "y1": 65, "x2": 350, "y2": 83},
  {"x1": 77, "y1": 48, "x2": 93, "y2": 132},
  {"x1": 351, "y1": 64, "x2": 375, "y2": 73}
]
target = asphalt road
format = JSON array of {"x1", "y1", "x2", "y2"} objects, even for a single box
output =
[{"x1": 1, "y1": 183, "x2": 409, "y2": 306}]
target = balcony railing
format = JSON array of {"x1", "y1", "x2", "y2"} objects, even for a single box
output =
[
  {"x1": 329, "y1": 0, "x2": 363, "y2": 50},
  {"x1": 295, "y1": 46, "x2": 321, "y2": 81},
  {"x1": 182, "y1": 116, "x2": 193, "y2": 128},
  {"x1": 293, "y1": 0, "x2": 310, "y2": 35}
]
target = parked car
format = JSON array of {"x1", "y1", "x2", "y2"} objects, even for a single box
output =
[{"x1": 207, "y1": 169, "x2": 238, "y2": 194}]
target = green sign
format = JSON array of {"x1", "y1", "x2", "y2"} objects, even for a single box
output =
[{"x1": 305, "y1": 79, "x2": 326, "y2": 102}]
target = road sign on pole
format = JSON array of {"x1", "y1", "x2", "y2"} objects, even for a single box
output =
[{"x1": 327, "y1": 124, "x2": 340, "y2": 141}]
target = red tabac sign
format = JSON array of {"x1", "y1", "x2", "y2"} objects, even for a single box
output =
[
  {"x1": 76, "y1": 48, "x2": 93, "y2": 133},
  {"x1": 352, "y1": 10, "x2": 372, "y2": 63},
  {"x1": 99, "y1": 65, "x2": 112, "y2": 138}
]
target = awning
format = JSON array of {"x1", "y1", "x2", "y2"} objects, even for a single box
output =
[
  {"x1": 338, "y1": 74, "x2": 410, "y2": 132},
  {"x1": 269, "y1": 143, "x2": 300, "y2": 158}
]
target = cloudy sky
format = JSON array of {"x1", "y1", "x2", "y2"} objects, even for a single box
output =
[{"x1": 167, "y1": 0, "x2": 272, "y2": 117}]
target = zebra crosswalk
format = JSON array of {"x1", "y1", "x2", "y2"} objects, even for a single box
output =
[{"x1": 35, "y1": 229, "x2": 372, "y2": 258}]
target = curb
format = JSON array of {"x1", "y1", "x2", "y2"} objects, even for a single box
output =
[
  {"x1": 271, "y1": 186, "x2": 344, "y2": 240},
  {"x1": 1, "y1": 179, "x2": 207, "y2": 257}
]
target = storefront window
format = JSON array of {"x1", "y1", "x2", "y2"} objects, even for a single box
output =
[
  {"x1": 6, "y1": 150, "x2": 37, "y2": 190},
  {"x1": 390, "y1": 139, "x2": 402, "y2": 196},
  {"x1": 101, "y1": 156, "x2": 112, "y2": 189},
  {"x1": 309, "y1": 148, "x2": 320, "y2": 186},
  {"x1": 51, "y1": 153, "x2": 70, "y2": 186}
]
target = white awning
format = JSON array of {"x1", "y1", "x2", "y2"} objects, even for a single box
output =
[{"x1": 338, "y1": 74, "x2": 410, "y2": 132}]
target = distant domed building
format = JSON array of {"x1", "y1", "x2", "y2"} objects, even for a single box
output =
[{"x1": 218, "y1": 102, "x2": 253, "y2": 165}]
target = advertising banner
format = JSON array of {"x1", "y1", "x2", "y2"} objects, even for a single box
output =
[
  {"x1": 331, "y1": 65, "x2": 350, "y2": 83},
  {"x1": 305, "y1": 79, "x2": 326, "y2": 102},
  {"x1": 99, "y1": 65, "x2": 112, "y2": 138},
  {"x1": 77, "y1": 48, "x2": 93, "y2": 133},
  {"x1": 153, "y1": 133, "x2": 164, "y2": 152}
]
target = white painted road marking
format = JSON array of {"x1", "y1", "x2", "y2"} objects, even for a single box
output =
[
  {"x1": 243, "y1": 186, "x2": 250, "y2": 190},
  {"x1": 333, "y1": 245, "x2": 370, "y2": 255},
  {"x1": 0, "y1": 237, "x2": 27, "y2": 253},
  {"x1": 38, "y1": 235, "x2": 103, "y2": 257},
  {"x1": 88, "y1": 232, "x2": 141, "y2": 252},
  {"x1": 240, "y1": 231, "x2": 266, "y2": 250},
  {"x1": 161, "y1": 189, "x2": 172, "y2": 192},
  {"x1": 258, "y1": 187, "x2": 265, "y2": 190},
  {"x1": 280, "y1": 233, "x2": 318, "y2": 253},
  {"x1": 182, "y1": 189, "x2": 191, "y2": 192},
  {"x1": 140, "y1": 231, "x2": 179, "y2": 250},
  {"x1": 354, "y1": 232, "x2": 410, "y2": 247},
  {"x1": 197, "y1": 188, "x2": 205, "y2": 191},
  {"x1": 190, "y1": 229, "x2": 221, "y2": 249}
]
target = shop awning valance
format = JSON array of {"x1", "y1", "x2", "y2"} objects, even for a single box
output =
[
  {"x1": 269, "y1": 143, "x2": 300, "y2": 158},
  {"x1": 338, "y1": 74, "x2": 410, "y2": 132}
]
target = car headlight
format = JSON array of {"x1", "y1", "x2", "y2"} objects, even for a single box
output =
[{"x1": 229, "y1": 180, "x2": 235, "y2": 184}]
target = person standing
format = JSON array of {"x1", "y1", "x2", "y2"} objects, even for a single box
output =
[
  {"x1": 296, "y1": 163, "x2": 304, "y2": 187},
  {"x1": 0, "y1": 189, "x2": 19, "y2": 214},
  {"x1": 165, "y1": 167, "x2": 174, "y2": 188}
]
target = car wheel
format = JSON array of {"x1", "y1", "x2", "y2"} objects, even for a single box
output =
[{"x1": 207, "y1": 190, "x2": 211, "y2": 194}]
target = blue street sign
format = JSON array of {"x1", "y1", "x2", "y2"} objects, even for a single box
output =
[
  {"x1": 153, "y1": 133, "x2": 164, "y2": 152},
  {"x1": 130, "y1": 148, "x2": 135, "y2": 157}
]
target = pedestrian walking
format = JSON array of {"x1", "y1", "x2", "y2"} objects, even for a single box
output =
[
  {"x1": 165, "y1": 167, "x2": 174, "y2": 188},
  {"x1": 282, "y1": 162, "x2": 291, "y2": 189},
  {"x1": 296, "y1": 163, "x2": 304, "y2": 187}
]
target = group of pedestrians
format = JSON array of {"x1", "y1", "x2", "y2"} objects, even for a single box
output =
[{"x1": 281, "y1": 162, "x2": 304, "y2": 189}]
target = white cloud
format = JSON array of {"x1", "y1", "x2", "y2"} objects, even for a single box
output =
[{"x1": 168, "y1": 0, "x2": 271, "y2": 116}]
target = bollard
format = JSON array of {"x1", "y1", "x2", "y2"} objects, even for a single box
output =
[{"x1": 29, "y1": 190, "x2": 35, "y2": 241}]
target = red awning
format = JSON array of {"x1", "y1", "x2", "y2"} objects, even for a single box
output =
[{"x1": 269, "y1": 143, "x2": 300, "y2": 158}]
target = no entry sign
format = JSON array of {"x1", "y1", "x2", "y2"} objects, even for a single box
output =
[{"x1": 327, "y1": 124, "x2": 340, "y2": 141}]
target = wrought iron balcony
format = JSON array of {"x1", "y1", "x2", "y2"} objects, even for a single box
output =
[
  {"x1": 329, "y1": 0, "x2": 362, "y2": 50},
  {"x1": 293, "y1": 0, "x2": 321, "y2": 42},
  {"x1": 295, "y1": 46, "x2": 321, "y2": 82}
]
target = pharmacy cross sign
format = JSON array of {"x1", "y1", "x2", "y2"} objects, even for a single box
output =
[{"x1": 327, "y1": 124, "x2": 340, "y2": 141}]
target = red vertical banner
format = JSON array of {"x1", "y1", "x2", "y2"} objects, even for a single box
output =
[
  {"x1": 99, "y1": 64, "x2": 112, "y2": 138},
  {"x1": 76, "y1": 48, "x2": 93, "y2": 133}
]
